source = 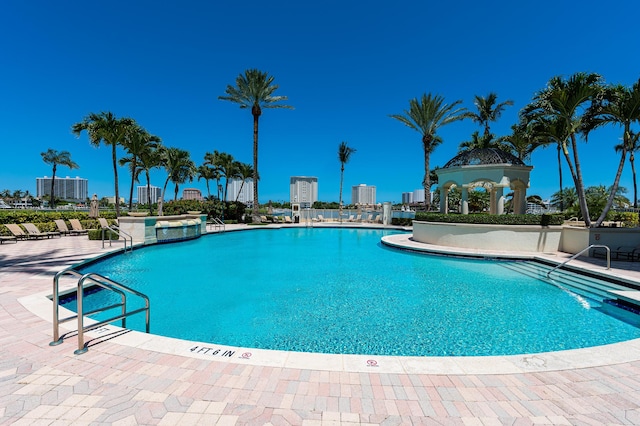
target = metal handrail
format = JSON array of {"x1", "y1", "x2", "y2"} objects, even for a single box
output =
[
  {"x1": 74, "y1": 272, "x2": 150, "y2": 354},
  {"x1": 50, "y1": 268, "x2": 84, "y2": 345},
  {"x1": 546, "y1": 244, "x2": 610, "y2": 279},
  {"x1": 102, "y1": 224, "x2": 133, "y2": 252},
  {"x1": 49, "y1": 268, "x2": 150, "y2": 354},
  {"x1": 211, "y1": 217, "x2": 225, "y2": 232}
]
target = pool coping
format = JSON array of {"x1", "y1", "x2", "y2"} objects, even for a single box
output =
[{"x1": 17, "y1": 225, "x2": 640, "y2": 375}]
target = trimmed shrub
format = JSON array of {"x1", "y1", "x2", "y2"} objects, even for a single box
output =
[
  {"x1": 88, "y1": 229, "x2": 119, "y2": 240},
  {"x1": 612, "y1": 211, "x2": 639, "y2": 227},
  {"x1": 391, "y1": 218, "x2": 413, "y2": 226},
  {"x1": 413, "y1": 212, "x2": 565, "y2": 226}
]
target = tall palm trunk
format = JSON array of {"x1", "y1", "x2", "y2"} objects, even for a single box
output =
[
  {"x1": 235, "y1": 180, "x2": 245, "y2": 203},
  {"x1": 631, "y1": 152, "x2": 638, "y2": 209},
  {"x1": 557, "y1": 145, "x2": 563, "y2": 211},
  {"x1": 565, "y1": 135, "x2": 591, "y2": 226},
  {"x1": 251, "y1": 106, "x2": 261, "y2": 222},
  {"x1": 146, "y1": 171, "x2": 153, "y2": 215},
  {"x1": 339, "y1": 164, "x2": 345, "y2": 222},
  {"x1": 422, "y1": 135, "x2": 432, "y2": 211},
  {"x1": 112, "y1": 144, "x2": 121, "y2": 216},
  {"x1": 50, "y1": 164, "x2": 57, "y2": 209},
  {"x1": 595, "y1": 145, "x2": 627, "y2": 226},
  {"x1": 127, "y1": 159, "x2": 137, "y2": 211}
]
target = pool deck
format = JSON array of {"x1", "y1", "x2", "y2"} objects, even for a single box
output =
[{"x1": 3, "y1": 223, "x2": 640, "y2": 424}]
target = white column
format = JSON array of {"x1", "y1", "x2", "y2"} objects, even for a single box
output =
[
  {"x1": 461, "y1": 187, "x2": 469, "y2": 215},
  {"x1": 496, "y1": 187, "x2": 505, "y2": 215},
  {"x1": 439, "y1": 187, "x2": 448, "y2": 213}
]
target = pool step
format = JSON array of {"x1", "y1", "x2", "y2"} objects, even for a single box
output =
[{"x1": 498, "y1": 261, "x2": 633, "y2": 303}]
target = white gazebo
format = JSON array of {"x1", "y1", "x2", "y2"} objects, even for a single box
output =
[{"x1": 435, "y1": 148, "x2": 533, "y2": 215}]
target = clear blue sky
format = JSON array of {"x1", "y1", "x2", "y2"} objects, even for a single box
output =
[{"x1": 1, "y1": 0, "x2": 639, "y2": 205}]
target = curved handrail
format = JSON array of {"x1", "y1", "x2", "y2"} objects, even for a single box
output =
[
  {"x1": 546, "y1": 244, "x2": 610, "y2": 279},
  {"x1": 50, "y1": 268, "x2": 84, "y2": 345},
  {"x1": 74, "y1": 272, "x2": 150, "y2": 354},
  {"x1": 102, "y1": 224, "x2": 133, "y2": 252}
]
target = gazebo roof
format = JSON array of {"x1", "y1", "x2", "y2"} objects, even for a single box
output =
[{"x1": 443, "y1": 148, "x2": 526, "y2": 168}]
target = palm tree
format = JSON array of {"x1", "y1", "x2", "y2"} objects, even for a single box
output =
[
  {"x1": 521, "y1": 72, "x2": 605, "y2": 227},
  {"x1": 137, "y1": 140, "x2": 164, "y2": 213},
  {"x1": 390, "y1": 93, "x2": 470, "y2": 211},
  {"x1": 160, "y1": 147, "x2": 196, "y2": 202},
  {"x1": 119, "y1": 125, "x2": 162, "y2": 210},
  {"x1": 458, "y1": 131, "x2": 511, "y2": 153},
  {"x1": 503, "y1": 123, "x2": 549, "y2": 163},
  {"x1": 616, "y1": 131, "x2": 640, "y2": 208},
  {"x1": 470, "y1": 93, "x2": 514, "y2": 137},
  {"x1": 203, "y1": 151, "x2": 223, "y2": 200},
  {"x1": 233, "y1": 162, "x2": 255, "y2": 203},
  {"x1": 40, "y1": 149, "x2": 79, "y2": 209},
  {"x1": 338, "y1": 141, "x2": 356, "y2": 222},
  {"x1": 584, "y1": 80, "x2": 640, "y2": 225},
  {"x1": 204, "y1": 150, "x2": 237, "y2": 202},
  {"x1": 219, "y1": 69, "x2": 293, "y2": 222},
  {"x1": 72, "y1": 112, "x2": 137, "y2": 216},
  {"x1": 197, "y1": 164, "x2": 217, "y2": 199},
  {"x1": 551, "y1": 186, "x2": 578, "y2": 211}
]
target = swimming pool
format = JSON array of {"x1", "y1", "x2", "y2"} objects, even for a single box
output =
[{"x1": 67, "y1": 227, "x2": 640, "y2": 356}]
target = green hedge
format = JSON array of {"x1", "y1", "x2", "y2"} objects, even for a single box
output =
[
  {"x1": 413, "y1": 212, "x2": 565, "y2": 226},
  {"x1": 88, "y1": 229, "x2": 119, "y2": 240}
]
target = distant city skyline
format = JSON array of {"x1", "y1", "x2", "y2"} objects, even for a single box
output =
[{"x1": 2, "y1": 2, "x2": 640, "y2": 206}]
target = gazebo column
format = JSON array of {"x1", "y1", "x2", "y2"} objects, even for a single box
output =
[
  {"x1": 439, "y1": 186, "x2": 448, "y2": 213},
  {"x1": 489, "y1": 189, "x2": 496, "y2": 214},
  {"x1": 496, "y1": 186, "x2": 505, "y2": 214},
  {"x1": 461, "y1": 186, "x2": 469, "y2": 215},
  {"x1": 515, "y1": 187, "x2": 527, "y2": 214}
]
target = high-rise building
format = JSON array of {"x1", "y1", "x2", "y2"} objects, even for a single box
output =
[
  {"x1": 402, "y1": 192, "x2": 414, "y2": 204},
  {"x1": 36, "y1": 176, "x2": 88, "y2": 202},
  {"x1": 352, "y1": 184, "x2": 376, "y2": 205},
  {"x1": 226, "y1": 178, "x2": 254, "y2": 205},
  {"x1": 413, "y1": 189, "x2": 426, "y2": 203},
  {"x1": 290, "y1": 176, "x2": 318, "y2": 208},
  {"x1": 182, "y1": 188, "x2": 203, "y2": 201},
  {"x1": 137, "y1": 185, "x2": 162, "y2": 204}
]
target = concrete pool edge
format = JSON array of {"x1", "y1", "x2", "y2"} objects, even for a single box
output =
[
  {"x1": 19, "y1": 289, "x2": 640, "y2": 375},
  {"x1": 21, "y1": 226, "x2": 640, "y2": 375}
]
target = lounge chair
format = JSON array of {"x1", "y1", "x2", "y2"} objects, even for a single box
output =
[
  {"x1": 593, "y1": 245, "x2": 640, "y2": 261},
  {"x1": 54, "y1": 219, "x2": 71, "y2": 235},
  {"x1": 284, "y1": 216, "x2": 293, "y2": 224},
  {"x1": 0, "y1": 235, "x2": 17, "y2": 244},
  {"x1": 24, "y1": 223, "x2": 61, "y2": 239},
  {"x1": 98, "y1": 218, "x2": 111, "y2": 229},
  {"x1": 347, "y1": 215, "x2": 355, "y2": 222},
  {"x1": 314, "y1": 215, "x2": 325, "y2": 222},
  {"x1": 68, "y1": 219, "x2": 89, "y2": 235},
  {"x1": 5, "y1": 224, "x2": 29, "y2": 240}
]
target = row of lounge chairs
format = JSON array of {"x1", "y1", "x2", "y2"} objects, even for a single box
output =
[
  {"x1": 314, "y1": 214, "x2": 382, "y2": 223},
  {"x1": 592, "y1": 245, "x2": 640, "y2": 261},
  {"x1": 1, "y1": 219, "x2": 89, "y2": 243},
  {"x1": 261, "y1": 215, "x2": 293, "y2": 223}
]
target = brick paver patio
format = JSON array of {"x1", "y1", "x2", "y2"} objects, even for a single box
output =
[{"x1": 2, "y1": 226, "x2": 640, "y2": 425}]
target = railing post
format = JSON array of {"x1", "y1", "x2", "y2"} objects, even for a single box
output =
[
  {"x1": 74, "y1": 278, "x2": 88, "y2": 355},
  {"x1": 50, "y1": 272, "x2": 61, "y2": 345}
]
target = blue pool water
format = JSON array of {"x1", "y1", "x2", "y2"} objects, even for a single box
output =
[{"x1": 67, "y1": 228, "x2": 640, "y2": 356}]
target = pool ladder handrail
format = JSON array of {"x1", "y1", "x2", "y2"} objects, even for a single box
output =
[
  {"x1": 209, "y1": 217, "x2": 225, "y2": 232},
  {"x1": 546, "y1": 244, "x2": 610, "y2": 279},
  {"x1": 102, "y1": 223, "x2": 133, "y2": 252},
  {"x1": 50, "y1": 268, "x2": 150, "y2": 354}
]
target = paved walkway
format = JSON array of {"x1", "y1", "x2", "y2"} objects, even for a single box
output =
[{"x1": 2, "y1": 226, "x2": 640, "y2": 424}]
